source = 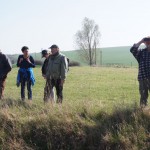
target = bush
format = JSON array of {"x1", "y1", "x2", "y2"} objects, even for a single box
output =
[
  {"x1": 34, "y1": 60, "x2": 43, "y2": 66},
  {"x1": 69, "y1": 61, "x2": 80, "y2": 67},
  {"x1": 0, "y1": 102, "x2": 150, "y2": 150}
]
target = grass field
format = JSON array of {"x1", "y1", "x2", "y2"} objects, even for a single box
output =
[{"x1": 1, "y1": 67, "x2": 150, "y2": 149}]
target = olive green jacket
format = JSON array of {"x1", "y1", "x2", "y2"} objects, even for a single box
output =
[{"x1": 46, "y1": 53, "x2": 68, "y2": 80}]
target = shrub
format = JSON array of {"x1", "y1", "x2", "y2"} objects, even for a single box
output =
[
  {"x1": 69, "y1": 61, "x2": 80, "y2": 67},
  {"x1": 34, "y1": 60, "x2": 43, "y2": 66}
]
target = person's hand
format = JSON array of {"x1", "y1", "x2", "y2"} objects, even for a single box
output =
[
  {"x1": 60, "y1": 80, "x2": 65, "y2": 86},
  {"x1": 19, "y1": 58, "x2": 23, "y2": 64},
  {"x1": 42, "y1": 74, "x2": 46, "y2": 79},
  {"x1": 140, "y1": 38, "x2": 145, "y2": 44},
  {"x1": 135, "y1": 38, "x2": 145, "y2": 47},
  {"x1": 26, "y1": 57, "x2": 31, "y2": 63}
]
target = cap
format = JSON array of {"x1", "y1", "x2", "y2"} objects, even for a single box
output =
[
  {"x1": 41, "y1": 50, "x2": 49, "y2": 58},
  {"x1": 49, "y1": 44, "x2": 59, "y2": 49}
]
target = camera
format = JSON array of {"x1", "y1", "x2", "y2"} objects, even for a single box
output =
[{"x1": 144, "y1": 38, "x2": 150, "y2": 42}]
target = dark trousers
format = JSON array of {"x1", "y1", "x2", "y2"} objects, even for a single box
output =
[
  {"x1": 51, "y1": 79, "x2": 63, "y2": 103},
  {"x1": 0, "y1": 76, "x2": 6, "y2": 99},
  {"x1": 139, "y1": 78, "x2": 150, "y2": 106},
  {"x1": 21, "y1": 79, "x2": 32, "y2": 100}
]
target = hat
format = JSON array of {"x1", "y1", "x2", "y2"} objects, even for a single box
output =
[
  {"x1": 49, "y1": 44, "x2": 59, "y2": 49},
  {"x1": 41, "y1": 50, "x2": 49, "y2": 58}
]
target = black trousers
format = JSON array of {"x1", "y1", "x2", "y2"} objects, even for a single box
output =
[
  {"x1": 51, "y1": 79, "x2": 63, "y2": 103},
  {"x1": 21, "y1": 79, "x2": 32, "y2": 100},
  {"x1": 139, "y1": 78, "x2": 150, "y2": 106}
]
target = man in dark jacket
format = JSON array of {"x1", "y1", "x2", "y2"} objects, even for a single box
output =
[
  {"x1": 130, "y1": 37, "x2": 150, "y2": 107},
  {"x1": 41, "y1": 50, "x2": 55, "y2": 103},
  {"x1": 0, "y1": 50, "x2": 12, "y2": 99}
]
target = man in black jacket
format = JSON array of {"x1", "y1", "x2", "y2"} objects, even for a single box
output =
[{"x1": 0, "y1": 50, "x2": 12, "y2": 99}]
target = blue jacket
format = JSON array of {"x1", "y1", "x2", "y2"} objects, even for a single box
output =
[{"x1": 17, "y1": 68, "x2": 35, "y2": 86}]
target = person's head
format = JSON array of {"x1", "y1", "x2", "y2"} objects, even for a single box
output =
[
  {"x1": 49, "y1": 44, "x2": 59, "y2": 55},
  {"x1": 41, "y1": 50, "x2": 50, "y2": 58},
  {"x1": 21, "y1": 46, "x2": 29, "y2": 56},
  {"x1": 143, "y1": 37, "x2": 150, "y2": 47}
]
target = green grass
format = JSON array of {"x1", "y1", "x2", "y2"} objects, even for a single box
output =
[{"x1": 1, "y1": 67, "x2": 150, "y2": 149}]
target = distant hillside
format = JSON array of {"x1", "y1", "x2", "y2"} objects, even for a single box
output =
[{"x1": 9, "y1": 46, "x2": 138, "y2": 66}]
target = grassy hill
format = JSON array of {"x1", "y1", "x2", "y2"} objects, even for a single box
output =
[
  {"x1": 1, "y1": 67, "x2": 150, "y2": 149},
  {"x1": 9, "y1": 46, "x2": 138, "y2": 66}
]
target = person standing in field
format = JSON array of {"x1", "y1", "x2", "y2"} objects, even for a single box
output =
[
  {"x1": 130, "y1": 37, "x2": 150, "y2": 107},
  {"x1": 41, "y1": 49, "x2": 55, "y2": 103},
  {"x1": 17, "y1": 46, "x2": 35, "y2": 101},
  {"x1": 0, "y1": 50, "x2": 12, "y2": 99},
  {"x1": 46, "y1": 45, "x2": 68, "y2": 103}
]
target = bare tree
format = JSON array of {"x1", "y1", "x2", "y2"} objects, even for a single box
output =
[{"x1": 75, "y1": 17, "x2": 100, "y2": 66}]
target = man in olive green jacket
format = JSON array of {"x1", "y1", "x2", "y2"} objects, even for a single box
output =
[{"x1": 46, "y1": 45, "x2": 68, "y2": 103}]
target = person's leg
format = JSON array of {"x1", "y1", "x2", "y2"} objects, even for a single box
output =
[
  {"x1": 50, "y1": 88, "x2": 55, "y2": 102},
  {"x1": 49, "y1": 79, "x2": 55, "y2": 103},
  {"x1": 44, "y1": 80, "x2": 49, "y2": 102},
  {"x1": 21, "y1": 79, "x2": 26, "y2": 101},
  {"x1": 139, "y1": 79, "x2": 148, "y2": 106},
  {"x1": 0, "y1": 79, "x2": 3, "y2": 99},
  {"x1": 27, "y1": 80, "x2": 32, "y2": 100},
  {"x1": 0, "y1": 77, "x2": 6, "y2": 99},
  {"x1": 44, "y1": 79, "x2": 54, "y2": 103},
  {"x1": 55, "y1": 79, "x2": 63, "y2": 103},
  {"x1": 147, "y1": 78, "x2": 150, "y2": 104}
]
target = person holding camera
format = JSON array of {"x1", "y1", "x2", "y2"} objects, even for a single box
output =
[
  {"x1": 17, "y1": 46, "x2": 35, "y2": 101},
  {"x1": 130, "y1": 37, "x2": 150, "y2": 107},
  {"x1": 0, "y1": 50, "x2": 12, "y2": 99}
]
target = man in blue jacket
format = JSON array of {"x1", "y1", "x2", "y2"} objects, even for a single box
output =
[{"x1": 130, "y1": 37, "x2": 150, "y2": 107}]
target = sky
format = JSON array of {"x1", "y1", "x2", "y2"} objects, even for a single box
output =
[{"x1": 0, "y1": 0, "x2": 150, "y2": 54}]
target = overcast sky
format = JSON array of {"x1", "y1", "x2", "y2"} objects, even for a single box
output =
[{"x1": 0, "y1": 0, "x2": 150, "y2": 54}]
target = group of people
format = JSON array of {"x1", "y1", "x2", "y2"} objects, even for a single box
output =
[
  {"x1": 1, "y1": 37, "x2": 150, "y2": 107},
  {"x1": 0, "y1": 44, "x2": 68, "y2": 104}
]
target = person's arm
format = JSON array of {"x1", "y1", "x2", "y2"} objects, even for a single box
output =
[
  {"x1": 60, "y1": 56, "x2": 68, "y2": 86},
  {"x1": 4, "y1": 55, "x2": 12, "y2": 73},
  {"x1": 27, "y1": 56, "x2": 35, "y2": 68},
  {"x1": 42, "y1": 60, "x2": 46, "y2": 77},
  {"x1": 1, "y1": 55, "x2": 12, "y2": 77},
  {"x1": 17, "y1": 55, "x2": 23, "y2": 67},
  {"x1": 130, "y1": 39, "x2": 144, "y2": 61}
]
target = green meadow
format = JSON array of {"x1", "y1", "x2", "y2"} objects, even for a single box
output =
[{"x1": 1, "y1": 67, "x2": 150, "y2": 149}]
